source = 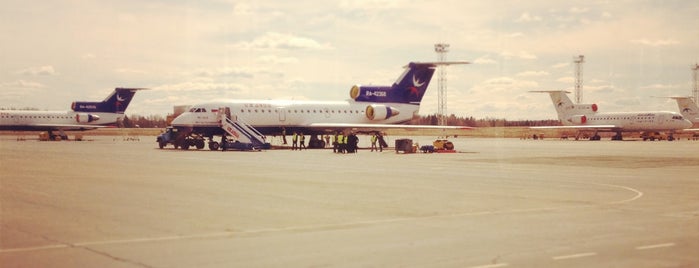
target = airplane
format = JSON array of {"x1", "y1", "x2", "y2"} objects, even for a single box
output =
[
  {"x1": 530, "y1": 90, "x2": 692, "y2": 141},
  {"x1": 169, "y1": 61, "x2": 472, "y2": 150},
  {"x1": 0, "y1": 87, "x2": 144, "y2": 140}
]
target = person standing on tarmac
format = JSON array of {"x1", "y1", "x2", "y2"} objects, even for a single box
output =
[
  {"x1": 337, "y1": 132, "x2": 345, "y2": 153},
  {"x1": 299, "y1": 132, "x2": 306, "y2": 150},
  {"x1": 333, "y1": 133, "x2": 339, "y2": 153},
  {"x1": 370, "y1": 133, "x2": 378, "y2": 152},
  {"x1": 292, "y1": 131, "x2": 298, "y2": 150},
  {"x1": 377, "y1": 132, "x2": 385, "y2": 152}
]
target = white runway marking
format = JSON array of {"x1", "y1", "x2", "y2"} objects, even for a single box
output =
[
  {"x1": 467, "y1": 263, "x2": 509, "y2": 268},
  {"x1": 552, "y1": 252, "x2": 597, "y2": 260},
  {"x1": 636, "y1": 243, "x2": 675, "y2": 250}
]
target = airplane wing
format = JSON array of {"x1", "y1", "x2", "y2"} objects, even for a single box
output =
[
  {"x1": 308, "y1": 123, "x2": 473, "y2": 133},
  {"x1": 12, "y1": 124, "x2": 107, "y2": 131},
  {"x1": 531, "y1": 125, "x2": 619, "y2": 131}
]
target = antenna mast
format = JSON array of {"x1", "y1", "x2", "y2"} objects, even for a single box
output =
[
  {"x1": 693, "y1": 63, "x2": 699, "y2": 105},
  {"x1": 435, "y1": 43, "x2": 449, "y2": 125},
  {"x1": 574, "y1": 55, "x2": 585, "y2": 104}
]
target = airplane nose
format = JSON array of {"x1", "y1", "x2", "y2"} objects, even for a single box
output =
[
  {"x1": 684, "y1": 119, "x2": 693, "y2": 129},
  {"x1": 170, "y1": 113, "x2": 189, "y2": 126}
]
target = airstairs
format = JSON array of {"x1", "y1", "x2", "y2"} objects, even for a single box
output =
[{"x1": 217, "y1": 107, "x2": 270, "y2": 150}]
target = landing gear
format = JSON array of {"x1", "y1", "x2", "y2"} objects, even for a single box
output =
[
  {"x1": 308, "y1": 135, "x2": 326, "y2": 148},
  {"x1": 611, "y1": 132, "x2": 623, "y2": 141}
]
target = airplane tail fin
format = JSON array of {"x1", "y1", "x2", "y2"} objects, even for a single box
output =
[
  {"x1": 350, "y1": 61, "x2": 469, "y2": 104},
  {"x1": 531, "y1": 90, "x2": 598, "y2": 121},
  {"x1": 72, "y1": 88, "x2": 145, "y2": 114},
  {"x1": 670, "y1": 97, "x2": 698, "y2": 121}
]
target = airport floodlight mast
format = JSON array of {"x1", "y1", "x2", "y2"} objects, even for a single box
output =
[
  {"x1": 435, "y1": 43, "x2": 449, "y2": 126},
  {"x1": 574, "y1": 55, "x2": 585, "y2": 104},
  {"x1": 693, "y1": 63, "x2": 699, "y2": 105}
]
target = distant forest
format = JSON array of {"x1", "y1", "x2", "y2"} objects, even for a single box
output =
[
  {"x1": 119, "y1": 114, "x2": 560, "y2": 128},
  {"x1": 1, "y1": 107, "x2": 560, "y2": 128}
]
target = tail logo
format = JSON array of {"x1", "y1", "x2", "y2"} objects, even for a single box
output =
[
  {"x1": 412, "y1": 74, "x2": 425, "y2": 87},
  {"x1": 117, "y1": 93, "x2": 126, "y2": 102}
]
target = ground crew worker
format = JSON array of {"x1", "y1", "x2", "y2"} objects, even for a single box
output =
[
  {"x1": 332, "y1": 133, "x2": 339, "y2": 153},
  {"x1": 342, "y1": 134, "x2": 349, "y2": 154},
  {"x1": 292, "y1": 132, "x2": 298, "y2": 150},
  {"x1": 337, "y1": 132, "x2": 345, "y2": 153},
  {"x1": 370, "y1": 133, "x2": 378, "y2": 152},
  {"x1": 299, "y1": 132, "x2": 306, "y2": 150}
]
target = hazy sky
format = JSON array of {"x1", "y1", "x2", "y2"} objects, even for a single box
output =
[{"x1": 1, "y1": 0, "x2": 698, "y2": 120}]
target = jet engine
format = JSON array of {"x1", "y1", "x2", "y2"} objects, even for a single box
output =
[
  {"x1": 566, "y1": 115, "x2": 587, "y2": 125},
  {"x1": 366, "y1": 104, "x2": 400, "y2": 120},
  {"x1": 572, "y1": 103, "x2": 598, "y2": 113},
  {"x1": 75, "y1": 113, "x2": 100, "y2": 123}
]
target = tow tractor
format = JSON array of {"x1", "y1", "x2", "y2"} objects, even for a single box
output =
[{"x1": 419, "y1": 139, "x2": 456, "y2": 153}]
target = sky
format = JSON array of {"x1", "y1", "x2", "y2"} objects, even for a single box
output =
[{"x1": 1, "y1": 0, "x2": 698, "y2": 120}]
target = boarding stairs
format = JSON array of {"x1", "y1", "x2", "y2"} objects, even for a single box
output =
[{"x1": 217, "y1": 108, "x2": 270, "y2": 150}]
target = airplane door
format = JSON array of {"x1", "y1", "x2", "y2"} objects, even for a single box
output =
[{"x1": 278, "y1": 107, "x2": 286, "y2": 122}]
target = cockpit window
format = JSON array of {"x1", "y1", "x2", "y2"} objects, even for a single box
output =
[{"x1": 189, "y1": 107, "x2": 208, "y2": 113}]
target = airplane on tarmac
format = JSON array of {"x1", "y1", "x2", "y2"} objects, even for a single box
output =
[
  {"x1": 0, "y1": 87, "x2": 144, "y2": 140},
  {"x1": 531, "y1": 90, "x2": 692, "y2": 141},
  {"x1": 170, "y1": 61, "x2": 472, "y2": 149}
]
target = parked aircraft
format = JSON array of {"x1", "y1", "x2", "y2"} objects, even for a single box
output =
[
  {"x1": 170, "y1": 61, "x2": 471, "y2": 149},
  {"x1": 0, "y1": 87, "x2": 144, "y2": 139},
  {"x1": 531, "y1": 90, "x2": 692, "y2": 140}
]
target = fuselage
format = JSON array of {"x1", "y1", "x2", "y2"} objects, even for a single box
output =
[
  {"x1": 561, "y1": 111, "x2": 692, "y2": 131},
  {"x1": 170, "y1": 99, "x2": 420, "y2": 135},
  {"x1": 0, "y1": 110, "x2": 119, "y2": 131}
]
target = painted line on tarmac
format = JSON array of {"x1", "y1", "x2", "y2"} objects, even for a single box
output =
[
  {"x1": 467, "y1": 263, "x2": 509, "y2": 268},
  {"x1": 552, "y1": 252, "x2": 597, "y2": 260},
  {"x1": 635, "y1": 243, "x2": 675, "y2": 250},
  {"x1": 589, "y1": 182, "x2": 644, "y2": 204}
]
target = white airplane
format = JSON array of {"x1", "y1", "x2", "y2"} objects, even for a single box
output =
[
  {"x1": 170, "y1": 61, "x2": 472, "y2": 149},
  {"x1": 531, "y1": 90, "x2": 692, "y2": 141},
  {"x1": 0, "y1": 88, "x2": 144, "y2": 139}
]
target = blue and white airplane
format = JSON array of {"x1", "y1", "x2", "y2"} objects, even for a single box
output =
[
  {"x1": 170, "y1": 62, "x2": 471, "y2": 149},
  {"x1": 531, "y1": 90, "x2": 692, "y2": 140},
  {"x1": 0, "y1": 88, "x2": 144, "y2": 139}
]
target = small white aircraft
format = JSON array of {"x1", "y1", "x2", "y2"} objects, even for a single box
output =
[
  {"x1": 170, "y1": 61, "x2": 472, "y2": 149},
  {"x1": 0, "y1": 88, "x2": 144, "y2": 139},
  {"x1": 531, "y1": 90, "x2": 692, "y2": 140}
]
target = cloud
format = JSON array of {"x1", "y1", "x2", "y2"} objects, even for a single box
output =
[
  {"x1": 556, "y1": 76, "x2": 575, "y2": 83},
  {"x1": 630, "y1": 38, "x2": 680, "y2": 47},
  {"x1": 551, "y1": 62, "x2": 569, "y2": 69},
  {"x1": 500, "y1": 50, "x2": 537, "y2": 60},
  {"x1": 15, "y1": 66, "x2": 57, "y2": 76},
  {"x1": 257, "y1": 55, "x2": 299, "y2": 64},
  {"x1": 515, "y1": 12, "x2": 542, "y2": 23},
  {"x1": 473, "y1": 55, "x2": 497, "y2": 65},
  {"x1": 516, "y1": 71, "x2": 550, "y2": 77},
  {"x1": 232, "y1": 32, "x2": 333, "y2": 50},
  {"x1": 0, "y1": 80, "x2": 45, "y2": 88},
  {"x1": 569, "y1": 7, "x2": 589, "y2": 14}
]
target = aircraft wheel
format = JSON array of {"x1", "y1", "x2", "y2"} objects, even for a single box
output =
[
  {"x1": 159, "y1": 141, "x2": 166, "y2": 149},
  {"x1": 195, "y1": 139, "x2": 205, "y2": 149}
]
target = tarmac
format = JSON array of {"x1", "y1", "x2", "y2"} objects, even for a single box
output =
[{"x1": 1, "y1": 135, "x2": 698, "y2": 267}]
